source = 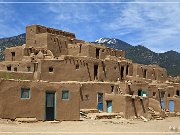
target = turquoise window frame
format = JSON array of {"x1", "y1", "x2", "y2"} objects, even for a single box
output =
[
  {"x1": 20, "y1": 87, "x2": 30, "y2": 99},
  {"x1": 62, "y1": 90, "x2": 69, "y2": 100}
]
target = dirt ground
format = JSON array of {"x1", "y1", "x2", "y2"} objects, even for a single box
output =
[{"x1": 0, "y1": 117, "x2": 180, "y2": 135}]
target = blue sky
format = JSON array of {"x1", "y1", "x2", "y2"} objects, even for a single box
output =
[{"x1": 0, "y1": 0, "x2": 180, "y2": 53}]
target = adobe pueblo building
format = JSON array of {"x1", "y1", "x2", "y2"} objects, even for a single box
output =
[{"x1": 0, "y1": 25, "x2": 179, "y2": 121}]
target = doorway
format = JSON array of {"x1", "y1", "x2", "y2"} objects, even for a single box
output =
[
  {"x1": 160, "y1": 91, "x2": 165, "y2": 109},
  {"x1": 97, "y1": 92, "x2": 103, "y2": 111},
  {"x1": 121, "y1": 66, "x2": 124, "y2": 80},
  {"x1": 168, "y1": 100, "x2": 174, "y2": 112},
  {"x1": 11, "y1": 52, "x2": 15, "y2": 61},
  {"x1": 107, "y1": 101, "x2": 112, "y2": 113},
  {"x1": 94, "y1": 65, "x2": 98, "y2": 80},
  {"x1": 45, "y1": 92, "x2": 56, "y2": 121}
]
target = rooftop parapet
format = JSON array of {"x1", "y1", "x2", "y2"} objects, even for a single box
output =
[{"x1": 26, "y1": 24, "x2": 76, "y2": 38}]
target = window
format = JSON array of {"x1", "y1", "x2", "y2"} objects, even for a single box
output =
[
  {"x1": 21, "y1": 88, "x2": 30, "y2": 99},
  {"x1": 160, "y1": 91, "x2": 165, "y2": 98},
  {"x1": 94, "y1": 65, "x2": 98, "y2": 80},
  {"x1": 176, "y1": 90, "x2": 180, "y2": 96},
  {"x1": 7, "y1": 66, "x2": 11, "y2": 71},
  {"x1": 143, "y1": 69, "x2": 147, "y2": 78},
  {"x1": 138, "y1": 89, "x2": 142, "y2": 96},
  {"x1": 49, "y1": 67, "x2": 54, "y2": 72},
  {"x1": 120, "y1": 66, "x2": 124, "y2": 80},
  {"x1": 14, "y1": 67, "x2": 17, "y2": 72},
  {"x1": 11, "y1": 52, "x2": 15, "y2": 61},
  {"x1": 84, "y1": 94, "x2": 89, "y2": 100},
  {"x1": 79, "y1": 44, "x2": 82, "y2": 53},
  {"x1": 62, "y1": 90, "x2": 69, "y2": 100},
  {"x1": 153, "y1": 92, "x2": 156, "y2": 97},
  {"x1": 27, "y1": 66, "x2": 31, "y2": 72},
  {"x1": 168, "y1": 93, "x2": 170, "y2": 97},
  {"x1": 111, "y1": 86, "x2": 114, "y2": 93},
  {"x1": 75, "y1": 64, "x2": 79, "y2": 70},
  {"x1": 96, "y1": 48, "x2": 100, "y2": 59},
  {"x1": 126, "y1": 65, "x2": 129, "y2": 75}
]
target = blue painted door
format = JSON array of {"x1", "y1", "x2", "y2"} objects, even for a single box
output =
[
  {"x1": 161, "y1": 98, "x2": 165, "y2": 109},
  {"x1": 97, "y1": 93, "x2": 103, "y2": 111},
  {"x1": 168, "y1": 100, "x2": 174, "y2": 112},
  {"x1": 107, "y1": 101, "x2": 112, "y2": 113}
]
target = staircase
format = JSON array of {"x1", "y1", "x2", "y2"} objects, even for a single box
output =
[
  {"x1": 148, "y1": 107, "x2": 163, "y2": 120},
  {"x1": 117, "y1": 86, "x2": 123, "y2": 95}
]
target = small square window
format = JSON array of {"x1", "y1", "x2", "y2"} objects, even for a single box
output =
[
  {"x1": 49, "y1": 67, "x2": 54, "y2": 72},
  {"x1": 168, "y1": 93, "x2": 170, "y2": 97},
  {"x1": 14, "y1": 67, "x2": 17, "y2": 72},
  {"x1": 153, "y1": 92, "x2": 156, "y2": 97},
  {"x1": 11, "y1": 52, "x2": 15, "y2": 56},
  {"x1": 62, "y1": 90, "x2": 69, "y2": 100},
  {"x1": 84, "y1": 94, "x2": 89, "y2": 100},
  {"x1": 27, "y1": 66, "x2": 31, "y2": 72},
  {"x1": 7, "y1": 66, "x2": 11, "y2": 71},
  {"x1": 21, "y1": 88, "x2": 30, "y2": 99}
]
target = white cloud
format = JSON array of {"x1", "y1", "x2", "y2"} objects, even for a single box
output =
[{"x1": 103, "y1": 2, "x2": 180, "y2": 52}]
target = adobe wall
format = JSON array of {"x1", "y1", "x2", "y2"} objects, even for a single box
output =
[
  {"x1": 0, "y1": 61, "x2": 35, "y2": 72},
  {"x1": 39, "y1": 59, "x2": 92, "y2": 82},
  {"x1": 102, "y1": 60, "x2": 133, "y2": 81},
  {"x1": 47, "y1": 33, "x2": 69, "y2": 57},
  {"x1": 25, "y1": 33, "x2": 69, "y2": 57},
  {"x1": 148, "y1": 84, "x2": 160, "y2": 101},
  {"x1": 68, "y1": 43, "x2": 125, "y2": 59},
  {"x1": 80, "y1": 83, "x2": 115, "y2": 109},
  {"x1": 39, "y1": 57, "x2": 132, "y2": 82},
  {"x1": 125, "y1": 96, "x2": 149, "y2": 118},
  {"x1": 104, "y1": 94, "x2": 149, "y2": 118},
  {"x1": 126, "y1": 82, "x2": 149, "y2": 95},
  {"x1": 173, "y1": 83, "x2": 180, "y2": 96},
  {"x1": 5, "y1": 46, "x2": 24, "y2": 61},
  {"x1": 33, "y1": 33, "x2": 48, "y2": 48},
  {"x1": 68, "y1": 44, "x2": 90, "y2": 57},
  {"x1": 104, "y1": 94, "x2": 126, "y2": 113},
  {"x1": 0, "y1": 79, "x2": 80, "y2": 121},
  {"x1": 166, "y1": 97, "x2": 180, "y2": 112},
  {"x1": 148, "y1": 98, "x2": 161, "y2": 112},
  {"x1": 26, "y1": 25, "x2": 75, "y2": 48},
  {"x1": 133, "y1": 63, "x2": 167, "y2": 82}
]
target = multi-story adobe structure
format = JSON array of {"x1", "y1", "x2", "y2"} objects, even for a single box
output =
[{"x1": 0, "y1": 25, "x2": 179, "y2": 121}]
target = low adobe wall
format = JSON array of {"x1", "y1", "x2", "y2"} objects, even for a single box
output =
[{"x1": 0, "y1": 71, "x2": 34, "y2": 80}]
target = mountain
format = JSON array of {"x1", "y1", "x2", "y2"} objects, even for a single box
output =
[
  {"x1": 94, "y1": 38, "x2": 132, "y2": 51},
  {"x1": 94, "y1": 38, "x2": 180, "y2": 76},
  {"x1": 0, "y1": 33, "x2": 26, "y2": 60},
  {"x1": 0, "y1": 35, "x2": 179, "y2": 76}
]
